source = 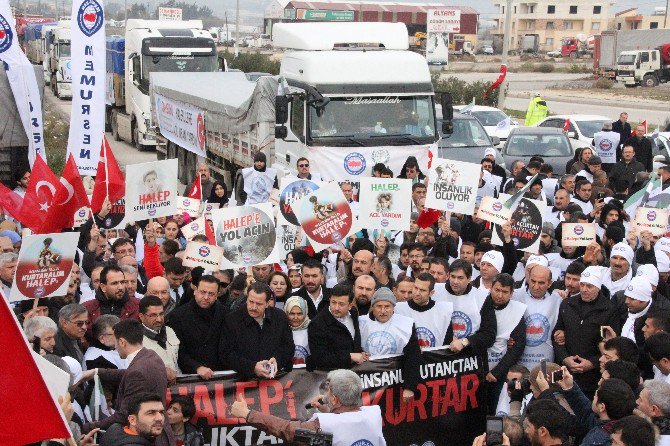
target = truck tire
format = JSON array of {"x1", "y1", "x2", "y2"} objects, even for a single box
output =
[
  {"x1": 132, "y1": 121, "x2": 147, "y2": 152},
  {"x1": 642, "y1": 74, "x2": 659, "y2": 88},
  {"x1": 569, "y1": 51, "x2": 577, "y2": 59},
  {"x1": 111, "y1": 112, "x2": 121, "y2": 141}
]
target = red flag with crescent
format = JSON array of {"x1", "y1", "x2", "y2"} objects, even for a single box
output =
[
  {"x1": 17, "y1": 156, "x2": 59, "y2": 232},
  {"x1": 40, "y1": 154, "x2": 91, "y2": 233}
]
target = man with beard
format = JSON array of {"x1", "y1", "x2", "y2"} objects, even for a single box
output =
[
  {"x1": 572, "y1": 180, "x2": 594, "y2": 214},
  {"x1": 545, "y1": 189, "x2": 571, "y2": 228},
  {"x1": 342, "y1": 249, "x2": 374, "y2": 286},
  {"x1": 235, "y1": 152, "x2": 279, "y2": 204},
  {"x1": 516, "y1": 399, "x2": 571, "y2": 446},
  {"x1": 100, "y1": 393, "x2": 169, "y2": 446},
  {"x1": 623, "y1": 124, "x2": 653, "y2": 172},
  {"x1": 353, "y1": 275, "x2": 376, "y2": 315},
  {"x1": 140, "y1": 295, "x2": 180, "y2": 384},
  {"x1": 551, "y1": 261, "x2": 585, "y2": 299},
  {"x1": 292, "y1": 259, "x2": 330, "y2": 319}
]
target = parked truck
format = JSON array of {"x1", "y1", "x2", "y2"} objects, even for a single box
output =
[
  {"x1": 106, "y1": 19, "x2": 220, "y2": 151},
  {"x1": 519, "y1": 34, "x2": 540, "y2": 54},
  {"x1": 23, "y1": 22, "x2": 55, "y2": 64},
  {"x1": 150, "y1": 22, "x2": 440, "y2": 188},
  {"x1": 594, "y1": 29, "x2": 670, "y2": 78},
  {"x1": 561, "y1": 35, "x2": 594, "y2": 58},
  {"x1": 47, "y1": 21, "x2": 72, "y2": 99},
  {"x1": 615, "y1": 43, "x2": 670, "y2": 87}
]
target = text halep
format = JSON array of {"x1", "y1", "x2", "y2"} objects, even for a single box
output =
[
  {"x1": 223, "y1": 213, "x2": 262, "y2": 230},
  {"x1": 140, "y1": 191, "x2": 171, "y2": 204}
]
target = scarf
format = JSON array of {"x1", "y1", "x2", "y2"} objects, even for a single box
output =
[
  {"x1": 143, "y1": 324, "x2": 167, "y2": 349},
  {"x1": 621, "y1": 301, "x2": 651, "y2": 341},
  {"x1": 284, "y1": 296, "x2": 310, "y2": 330},
  {"x1": 653, "y1": 416, "x2": 670, "y2": 435}
]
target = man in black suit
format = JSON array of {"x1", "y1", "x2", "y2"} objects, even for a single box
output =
[
  {"x1": 308, "y1": 282, "x2": 368, "y2": 371},
  {"x1": 80, "y1": 319, "x2": 175, "y2": 446},
  {"x1": 291, "y1": 259, "x2": 330, "y2": 319},
  {"x1": 167, "y1": 275, "x2": 226, "y2": 379},
  {"x1": 612, "y1": 112, "x2": 632, "y2": 161},
  {"x1": 219, "y1": 282, "x2": 294, "y2": 379}
]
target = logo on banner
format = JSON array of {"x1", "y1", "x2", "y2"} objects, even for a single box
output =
[
  {"x1": 365, "y1": 331, "x2": 397, "y2": 355},
  {"x1": 452, "y1": 311, "x2": 472, "y2": 338},
  {"x1": 183, "y1": 199, "x2": 191, "y2": 206},
  {"x1": 525, "y1": 314, "x2": 550, "y2": 347},
  {"x1": 0, "y1": 14, "x2": 14, "y2": 53},
  {"x1": 446, "y1": 202, "x2": 454, "y2": 210},
  {"x1": 380, "y1": 219, "x2": 389, "y2": 227},
  {"x1": 352, "y1": 441, "x2": 375, "y2": 446},
  {"x1": 344, "y1": 152, "x2": 366, "y2": 175},
  {"x1": 190, "y1": 222, "x2": 200, "y2": 231},
  {"x1": 599, "y1": 139, "x2": 613, "y2": 151},
  {"x1": 197, "y1": 113, "x2": 206, "y2": 149},
  {"x1": 78, "y1": 209, "x2": 87, "y2": 217},
  {"x1": 77, "y1": 0, "x2": 104, "y2": 37},
  {"x1": 416, "y1": 326, "x2": 437, "y2": 348},
  {"x1": 492, "y1": 201, "x2": 503, "y2": 212},
  {"x1": 294, "y1": 345, "x2": 309, "y2": 364},
  {"x1": 35, "y1": 286, "x2": 45, "y2": 298},
  {"x1": 573, "y1": 225, "x2": 584, "y2": 235},
  {"x1": 371, "y1": 148, "x2": 390, "y2": 166},
  {"x1": 647, "y1": 210, "x2": 657, "y2": 221},
  {"x1": 199, "y1": 246, "x2": 210, "y2": 257},
  {"x1": 148, "y1": 209, "x2": 156, "y2": 217}
]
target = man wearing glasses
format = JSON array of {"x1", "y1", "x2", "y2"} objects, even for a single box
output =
[
  {"x1": 53, "y1": 303, "x2": 89, "y2": 363},
  {"x1": 295, "y1": 157, "x2": 321, "y2": 181}
]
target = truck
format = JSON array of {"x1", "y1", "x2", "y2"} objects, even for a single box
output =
[
  {"x1": 150, "y1": 22, "x2": 440, "y2": 188},
  {"x1": 561, "y1": 34, "x2": 594, "y2": 59},
  {"x1": 46, "y1": 21, "x2": 72, "y2": 99},
  {"x1": 519, "y1": 34, "x2": 539, "y2": 54},
  {"x1": 23, "y1": 22, "x2": 55, "y2": 64},
  {"x1": 594, "y1": 29, "x2": 670, "y2": 78},
  {"x1": 106, "y1": 19, "x2": 220, "y2": 151},
  {"x1": 616, "y1": 43, "x2": 670, "y2": 87}
]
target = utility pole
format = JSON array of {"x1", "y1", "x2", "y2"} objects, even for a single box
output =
[
  {"x1": 665, "y1": 0, "x2": 669, "y2": 28},
  {"x1": 124, "y1": 0, "x2": 127, "y2": 22},
  {"x1": 497, "y1": 0, "x2": 513, "y2": 109},
  {"x1": 234, "y1": 0, "x2": 239, "y2": 57}
]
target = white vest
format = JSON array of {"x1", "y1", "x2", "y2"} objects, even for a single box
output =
[
  {"x1": 142, "y1": 326, "x2": 180, "y2": 372},
  {"x1": 513, "y1": 288, "x2": 561, "y2": 369},
  {"x1": 395, "y1": 301, "x2": 453, "y2": 348},
  {"x1": 83, "y1": 346, "x2": 127, "y2": 370},
  {"x1": 359, "y1": 313, "x2": 414, "y2": 357},
  {"x1": 593, "y1": 131, "x2": 620, "y2": 164},
  {"x1": 488, "y1": 300, "x2": 527, "y2": 370},
  {"x1": 242, "y1": 167, "x2": 277, "y2": 204},
  {"x1": 314, "y1": 405, "x2": 386, "y2": 446},
  {"x1": 602, "y1": 268, "x2": 632, "y2": 296},
  {"x1": 434, "y1": 285, "x2": 486, "y2": 339},
  {"x1": 292, "y1": 328, "x2": 310, "y2": 365}
]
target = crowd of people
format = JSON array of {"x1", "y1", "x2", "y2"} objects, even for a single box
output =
[{"x1": 3, "y1": 112, "x2": 670, "y2": 446}]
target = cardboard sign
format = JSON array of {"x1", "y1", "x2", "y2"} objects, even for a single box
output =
[
  {"x1": 176, "y1": 196, "x2": 201, "y2": 218},
  {"x1": 211, "y1": 202, "x2": 279, "y2": 269},
  {"x1": 182, "y1": 241, "x2": 223, "y2": 270},
  {"x1": 98, "y1": 198, "x2": 126, "y2": 230},
  {"x1": 276, "y1": 213, "x2": 300, "y2": 260},
  {"x1": 278, "y1": 178, "x2": 320, "y2": 226},
  {"x1": 293, "y1": 181, "x2": 356, "y2": 252},
  {"x1": 492, "y1": 194, "x2": 546, "y2": 254},
  {"x1": 10, "y1": 232, "x2": 80, "y2": 302},
  {"x1": 359, "y1": 177, "x2": 412, "y2": 231},
  {"x1": 200, "y1": 201, "x2": 219, "y2": 217},
  {"x1": 477, "y1": 196, "x2": 512, "y2": 226},
  {"x1": 634, "y1": 207, "x2": 669, "y2": 236},
  {"x1": 73, "y1": 206, "x2": 91, "y2": 228},
  {"x1": 181, "y1": 216, "x2": 207, "y2": 241},
  {"x1": 426, "y1": 158, "x2": 481, "y2": 215},
  {"x1": 125, "y1": 159, "x2": 178, "y2": 221},
  {"x1": 561, "y1": 222, "x2": 596, "y2": 247}
]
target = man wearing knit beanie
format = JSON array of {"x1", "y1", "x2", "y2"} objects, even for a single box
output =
[
  {"x1": 359, "y1": 287, "x2": 421, "y2": 402},
  {"x1": 235, "y1": 151, "x2": 279, "y2": 205}
]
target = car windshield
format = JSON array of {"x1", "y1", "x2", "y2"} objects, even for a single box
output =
[
  {"x1": 576, "y1": 120, "x2": 608, "y2": 138},
  {"x1": 506, "y1": 133, "x2": 572, "y2": 157},
  {"x1": 618, "y1": 54, "x2": 636, "y2": 65},
  {"x1": 439, "y1": 118, "x2": 492, "y2": 148},
  {"x1": 471, "y1": 110, "x2": 509, "y2": 126},
  {"x1": 142, "y1": 54, "x2": 218, "y2": 79}
]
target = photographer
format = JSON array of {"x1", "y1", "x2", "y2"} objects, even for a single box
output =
[{"x1": 231, "y1": 369, "x2": 386, "y2": 446}]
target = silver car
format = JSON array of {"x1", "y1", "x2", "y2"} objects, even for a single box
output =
[
  {"x1": 501, "y1": 127, "x2": 573, "y2": 175},
  {"x1": 437, "y1": 113, "x2": 505, "y2": 168}
]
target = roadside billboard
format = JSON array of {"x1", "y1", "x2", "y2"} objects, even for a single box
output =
[{"x1": 426, "y1": 8, "x2": 461, "y2": 65}]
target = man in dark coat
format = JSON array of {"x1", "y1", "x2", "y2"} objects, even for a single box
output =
[
  {"x1": 623, "y1": 123, "x2": 654, "y2": 172},
  {"x1": 219, "y1": 282, "x2": 294, "y2": 379},
  {"x1": 53, "y1": 303, "x2": 88, "y2": 363},
  {"x1": 167, "y1": 275, "x2": 226, "y2": 378},
  {"x1": 290, "y1": 259, "x2": 330, "y2": 319},
  {"x1": 308, "y1": 282, "x2": 367, "y2": 371},
  {"x1": 608, "y1": 144, "x2": 645, "y2": 191},
  {"x1": 612, "y1": 112, "x2": 632, "y2": 160}
]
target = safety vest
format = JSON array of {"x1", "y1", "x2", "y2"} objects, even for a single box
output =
[
  {"x1": 314, "y1": 405, "x2": 387, "y2": 446},
  {"x1": 593, "y1": 131, "x2": 620, "y2": 164},
  {"x1": 242, "y1": 167, "x2": 277, "y2": 204},
  {"x1": 513, "y1": 288, "x2": 561, "y2": 369},
  {"x1": 434, "y1": 285, "x2": 486, "y2": 339},
  {"x1": 395, "y1": 301, "x2": 453, "y2": 348},
  {"x1": 359, "y1": 313, "x2": 414, "y2": 357},
  {"x1": 524, "y1": 97, "x2": 549, "y2": 126},
  {"x1": 488, "y1": 300, "x2": 527, "y2": 370}
]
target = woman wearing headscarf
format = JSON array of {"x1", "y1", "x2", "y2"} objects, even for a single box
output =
[
  {"x1": 284, "y1": 296, "x2": 311, "y2": 366},
  {"x1": 207, "y1": 180, "x2": 229, "y2": 208}
]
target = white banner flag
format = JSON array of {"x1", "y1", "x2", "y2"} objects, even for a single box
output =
[
  {"x1": 67, "y1": 0, "x2": 106, "y2": 174},
  {"x1": 0, "y1": 1, "x2": 46, "y2": 166},
  {"x1": 155, "y1": 93, "x2": 206, "y2": 157}
]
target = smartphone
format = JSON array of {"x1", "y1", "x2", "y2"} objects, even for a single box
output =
[
  {"x1": 551, "y1": 370, "x2": 564, "y2": 384},
  {"x1": 486, "y1": 416, "x2": 504, "y2": 446},
  {"x1": 540, "y1": 358, "x2": 547, "y2": 378},
  {"x1": 597, "y1": 191, "x2": 606, "y2": 200}
]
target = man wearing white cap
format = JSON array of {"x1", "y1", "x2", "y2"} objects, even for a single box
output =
[
  {"x1": 483, "y1": 147, "x2": 506, "y2": 190},
  {"x1": 512, "y1": 265, "x2": 562, "y2": 370},
  {"x1": 597, "y1": 242, "x2": 634, "y2": 296},
  {"x1": 553, "y1": 265, "x2": 620, "y2": 397},
  {"x1": 359, "y1": 287, "x2": 421, "y2": 402},
  {"x1": 475, "y1": 250, "x2": 505, "y2": 292},
  {"x1": 514, "y1": 254, "x2": 551, "y2": 290},
  {"x1": 620, "y1": 275, "x2": 670, "y2": 346}
]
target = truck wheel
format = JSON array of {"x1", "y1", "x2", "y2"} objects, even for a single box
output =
[
  {"x1": 569, "y1": 52, "x2": 577, "y2": 59},
  {"x1": 642, "y1": 75, "x2": 659, "y2": 88},
  {"x1": 111, "y1": 112, "x2": 121, "y2": 141},
  {"x1": 132, "y1": 122, "x2": 146, "y2": 152}
]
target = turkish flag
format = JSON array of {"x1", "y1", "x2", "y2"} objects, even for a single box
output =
[
  {"x1": 0, "y1": 289, "x2": 71, "y2": 444},
  {"x1": 41, "y1": 155, "x2": 91, "y2": 233},
  {"x1": 417, "y1": 208, "x2": 442, "y2": 228},
  {"x1": 0, "y1": 182, "x2": 24, "y2": 221},
  {"x1": 562, "y1": 119, "x2": 571, "y2": 131},
  {"x1": 91, "y1": 136, "x2": 125, "y2": 214},
  {"x1": 205, "y1": 217, "x2": 215, "y2": 245},
  {"x1": 187, "y1": 174, "x2": 202, "y2": 200},
  {"x1": 17, "y1": 156, "x2": 59, "y2": 232}
]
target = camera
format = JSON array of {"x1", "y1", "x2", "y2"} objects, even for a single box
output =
[
  {"x1": 551, "y1": 370, "x2": 564, "y2": 384},
  {"x1": 293, "y1": 429, "x2": 334, "y2": 446},
  {"x1": 508, "y1": 378, "x2": 531, "y2": 395}
]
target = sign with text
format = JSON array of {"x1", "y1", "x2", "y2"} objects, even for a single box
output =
[
  {"x1": 10, "y1": 232, "x2": 79, "y2": 302},
  {"x1": 427, "y1": 8, "x2": 461, "y2": 33},
  {"x1": 181, "y1": 216, "x2": 207, "y2": 241},
  {"x1": 183, "y1": 241, "x2": 223, "y2": 271},
  {"x1": 634, "y1": 206, "x2": 669, "y2": 236},
  {"x1": 98, "y1": 198, "x2": 126, "y2": 230},
  {"x1": 426, "y1": 158, "x2": 480, "y2": 215},
  {"x1": 561, "y1": 222, "x2": 596, "y2": 247},
  {"x1": 477, "y1": 196, "x2": 512, "y2": 226},
  {"x1": 176, "y1": 196, "x2": 201, "y2": 218},
  {"x1": 279, "y1": 178, "x2": 320, "y2": 226},
  {"x1": 359, "y1": 177, "x2": 412, "y2": 231},
  {"x1": 125, "y1": 159, "x2": 178, "y2": 221},
  {"x1": 276, "y1": 213, "x2": 300, "y2": 260},
  {"x1": 158, "y1": 7, "x2": 182, "y2": 20},
  {"x1": 492, "y1": 194, "x2": 546, "y2": 254},
  {"x1": 154, "y1": 94, "x2": 206, "y2": 157}
]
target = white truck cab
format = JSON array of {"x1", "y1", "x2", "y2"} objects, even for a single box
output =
[
  {"x1": 616, "y1": 48, "x2": 670, "y2": 87},
  {"x1": 48, "y1": 21, "x2": 72, "y2": 98}
]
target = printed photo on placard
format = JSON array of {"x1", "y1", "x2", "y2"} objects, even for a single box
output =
[
  {"x1": 125, "y1": 159, "x2": 178, "y2": 221},
  {"x1": 359, "y1": 177, "x2": 412, "y2": 231},
  {"x1": 211, "y1": 202, "x2": 279, "y2": 269},
  {"x1": 276, "y1": 213, "x2": 300, "y2": 260},
  {"x1": 182, "y1": 241, "x2": 224, "y2": 271},
  {"x1": 10, "y1": 232, "x2": 80, "y2": 302},
  {"x1": 491, "y1": 193, "x2": 546, "y2": 254},
  {"x1": 294, "y1": 181, "x2": 356, "y2": 252},
  {"x1": 561, "y1": 222, "x2": 596, "y2": 247},
  {"x1": 634, "y1": 207, "x2": 669, "y2": 236},
  {"x1": 176, "y1": 196, "x2": 201, "y2": 218},
  {"x1": 425, "y1": 158, "x2": 480, "y2": 215},
  {"x1": 279, "y1": 177, "x2": 320, "y2": 226}
]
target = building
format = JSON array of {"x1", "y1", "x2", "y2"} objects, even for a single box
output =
[
  {"x1": 264, "y1": 0, "x2": 479, "y2": 47},
  {"x1": 493, "y1": 0, "x2": 614, "y2": 52},
  {"x1": 610, "y1": 7, "x2": 669, "y2": 31}
]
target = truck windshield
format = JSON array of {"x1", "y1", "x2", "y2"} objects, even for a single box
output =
[
  {"x1": 58, "y1": 43, "x2": 71, "y2": 57},
  {"x1": 142, "y1": 54, "x2": 217, "y2": 79},
  {"x1": 308, "y1": 95, "x2": 436, "y2": 145},
  {"x1": 618, "y1": 54, "x2": 636, "y2": 65}
]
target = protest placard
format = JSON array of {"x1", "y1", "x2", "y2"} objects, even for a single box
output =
[
  {"x1": 176, "y1": 196, "x2": 201, "y2": 218},
  {"x1": 477, "y1": 196, "x2": 512, "y2": 226},
  {"x1": 200, "y1": 201, "x2": 219, "y2": 217},
  {"x1": 10, "y1": 232, "x2": 80, "y2": 302},
  {"x1": 425, "y1": 159, "x2": 480, "y2": 215},
  {"x1": 293, "y1": 181, "x2": 356, "y2": 252},
  {"x1": 73, "y1": 206, "x2": 91, "y2": 228},
  {"x1": 561, "y1": 222, "x2": 596, "y2": 247},
  {"x1": 181, "y1": 216, "x2": 207, "y2": 241},
  {"x1": 279, "y1": 178, "x2": 320, "y2": 226},
  {"x1": 125, "y1": 159, "x2": 178, "y2": 221},
  {"x1": 359, "y1": 177, "x2": 411, "y2": 231},
  {"x1": 276, "y1": 213, "x2": 300, "y2": 259},
  {"x1": 182, "y1": 241, "x2": 224, "y2": 270},
  {"x1": 634, "y1": 207, "x2": 669, "y2": 236},
  {"x1": 97, "y1": 198, "x2": 126, "y2": 229},
  {"x1": 211, "y1": 202, "x2": 279, "y2": 269},
  {"x1": 492, "y1": 193, "x2": 546, "y2": 254}
]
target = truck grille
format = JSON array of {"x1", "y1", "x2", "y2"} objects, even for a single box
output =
[{"x1": 618, "y1": 70, "x2": 633, "y2": 77}]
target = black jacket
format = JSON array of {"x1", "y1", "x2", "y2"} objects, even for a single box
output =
[
  {"x1": 553, "y1": 291, "x2": 620, "y2": 393},
  {"x1": 308, "y1": 308, "x2": 362, "y2": 371},
  {"x1": 53, "y1": 328, "x2": 84, "y2": 363},
  {"x1": 608, "y1": 159, "x2": 645, "y2": 190},
  {"x1": 612, "y1": 120, "x2": 632, "y2": 156},
  {"x1": 290, "y1": 286, "x2": 330, "y2": 319},
  {"x1": 100, "y1": 422, "x2": 154, "y2": 446},
  {"x1": 623, "y1": 136, "x2": 654, "y2": 172},
  {"x1": 219, "y1": 306, "x2": 294, "y2": 379},
  {"x1": 167, "y1": 299, "x2": 227, "y2": 373}
]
